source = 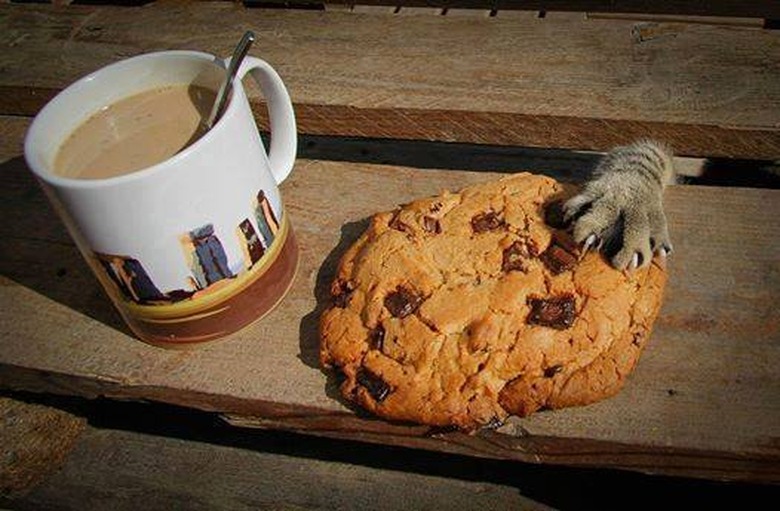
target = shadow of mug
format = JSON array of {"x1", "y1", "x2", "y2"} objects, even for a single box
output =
[{"x1": 0, "y1": 155, "x2": 128, "y2": 333}]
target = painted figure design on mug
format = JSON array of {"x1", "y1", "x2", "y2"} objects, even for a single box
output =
[
  {"x1": 238, "y1": 218, "x2": 265, "y2": 266},
  {"x1": 94, "y1": 188, "x2": 282, "y2": 306},
  {"x1": 187, "y1": 224, "x2": 235, "y2": 288},
  {"x1": 96, "y1": 254, "x2": 167, "y2": 304},
  {"x1": 255, "y1": 190, "x2": 280, "y2": 246}
]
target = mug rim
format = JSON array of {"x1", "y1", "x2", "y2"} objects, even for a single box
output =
[{"x1": 24, "y1": 50, "x2": 238, "y2": 190}]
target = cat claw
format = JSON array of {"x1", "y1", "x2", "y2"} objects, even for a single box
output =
[
  {"x1": 630, "y1": 252, "x2": 641, "y2": 270},
  {"x1": 656, "y1": 243, "x2": 673, "y2": 258},
  {"x1": 564, "y1": 139, "x2": 674, "y2": 272},
  {"x1": 582, "y1": 234, "x2": 598, "y2": 252}
]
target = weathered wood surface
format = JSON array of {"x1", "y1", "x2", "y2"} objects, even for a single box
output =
[
  {"x1": 1, "y1": 116, "x2": 778, "y2": 482},
  {"x1": 1, "y1": 3, "x2": 779, "y2": 158},
  {"x1": 6, "y1": 0, "x2": 780, "y2": 19},
  {"x1": 308, "y1": 1, "x2": 780, "y2": 19},
  {"x1": 14, "y1": 431, "x2": 548, "y2": 511},
  {"x1": 0, "y1": 397, "x2": 85, "y2": 499},
  {"x1": 0, "y1": 399, "x2": 548, "y2": 510},
  {"x1": 3, "y1": 398, "x2": 772, "y2": 511}
]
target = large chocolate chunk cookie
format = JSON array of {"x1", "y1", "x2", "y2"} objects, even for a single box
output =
[{"x1": 319, "y1": 173, "x2": 666, "y2": 429}]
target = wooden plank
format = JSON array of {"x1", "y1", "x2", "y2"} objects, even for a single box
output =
[
  {"x1": 0, "y1": 399, "x2": 548, "y2": 511},
  {"x1": 0, "y1": 3, "x2": 778, "y2": 158},
  {"x1": 268, "y1": 1, "x2": 780, "y2": 19},
  {"x1": 585, "y1": 12, "x2": 766, "y2": 28},
  {"x1": 4, "y1": 398, "x2": 771, "y2": 511},
  {"x1": 0, "y1": 115, "x2": 778, "y2": 482},
  {"x1": 0, "y1": 397, "x2": 85, "y2": 498},
  {"x1": 17, "y1": 431, "x2": 549, "y2": 510},
  {"x1": 6, "y1": 0, "x2": 780, "y2": 18}
]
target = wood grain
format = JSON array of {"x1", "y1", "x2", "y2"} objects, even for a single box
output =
[
  {"x1": 4, "y1": 398, "x2": 771, "y2": 511},
  {"x1": 316, "y1": 1, "x2": 780, "y2": 19},
  {"x1": 1, "y1": 3, "x2": 778, "y2": 158},
  {"x1": 0, "y1": 397, "x2": 85, "y2": 497},
  {"x1": 0, "y1": 116, "x2": 778, "y2": 482},
  {"x1": 1, "y1": 399, "x2": 548, "y2": 511}
]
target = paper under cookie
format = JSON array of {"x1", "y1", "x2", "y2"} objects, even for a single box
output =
[{"x1": 319, "y1": 173, "x2": 666, "y2": 430}]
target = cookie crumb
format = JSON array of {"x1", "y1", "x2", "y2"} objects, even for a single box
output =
[{"x1": 502, "y1": 240, "x2": 531, "y2": 273}]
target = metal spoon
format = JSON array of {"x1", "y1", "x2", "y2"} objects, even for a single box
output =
[{"x1": 206, "y1": 31, "x2": 255, "y2": 129}]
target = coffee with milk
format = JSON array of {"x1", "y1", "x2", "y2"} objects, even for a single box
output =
[{"x1": 54, "y1": 84, "x2": 216, "y2": 180}]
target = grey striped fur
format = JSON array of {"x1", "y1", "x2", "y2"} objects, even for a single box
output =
[{"x1": 563, "y1": 139, "x2": 675, "y2": 270}]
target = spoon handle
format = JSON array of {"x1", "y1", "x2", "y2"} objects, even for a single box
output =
[{"x1": 207, "y1": 31, "x2": 255, "y2": 128}]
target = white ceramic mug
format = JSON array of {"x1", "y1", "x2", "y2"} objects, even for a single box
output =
[{"x1": 24, "y1": 51, "x2": 299, "y2": 346}]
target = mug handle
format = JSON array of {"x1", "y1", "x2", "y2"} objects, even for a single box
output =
[{"x1": 235, "y1": 56, "x2": 297, "y2": 184}]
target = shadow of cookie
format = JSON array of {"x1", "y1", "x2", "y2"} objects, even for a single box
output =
[
  {"x1": 297, "y1": 217, "x2": 370, "y2": 370},
  {"x1": 297, "y1": 216, "x2": 378, "y2": 411}
]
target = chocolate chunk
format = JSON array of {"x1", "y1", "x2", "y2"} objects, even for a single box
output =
[
  {"x1": 368, "y1": 324, "x2": 385, "y2": 350},
  {"x1": 527, "y1": 295, "x2": 577, "y2": 330},
  {"x1": 540, "y1": 242, "x2": 578, "y2": 275},
  {"x1": 332, "y1": 279, "x2": 354, "y2": 308},
  {"x1": 356, "y1": 367, "x2": 390, "y2": 402},
  {"x1": 471, "y1": 211, "x2": 504, "y2": 233},
  {"x1": 544, "y1": 364, "x2": 563, "y2": 378},
  {"x1": 422, "y1": 215, "x2": 441, "y2": 234},
  {"x1": 384, "y1": 286, "x2": 422, "y2": 318},
  {"x1": 526, "y1": 238, "x2": 540, "y2": 257},
  {"x1": 554, "y1": 232, "x2": 580, "y2": 254},
  {"x1": 543, "y1": 200, "x2": 569, "y2": 229},
  {"x1": 389, "y1": 211, "x2": 411, "y2": 234},
  {"x1": 502, "y1": 240, "x2": 530, "y2": 273}
]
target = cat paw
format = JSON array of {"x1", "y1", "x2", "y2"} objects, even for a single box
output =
[{"x1": 562, "y1": 140, "x2": 674, "y2": 271}]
